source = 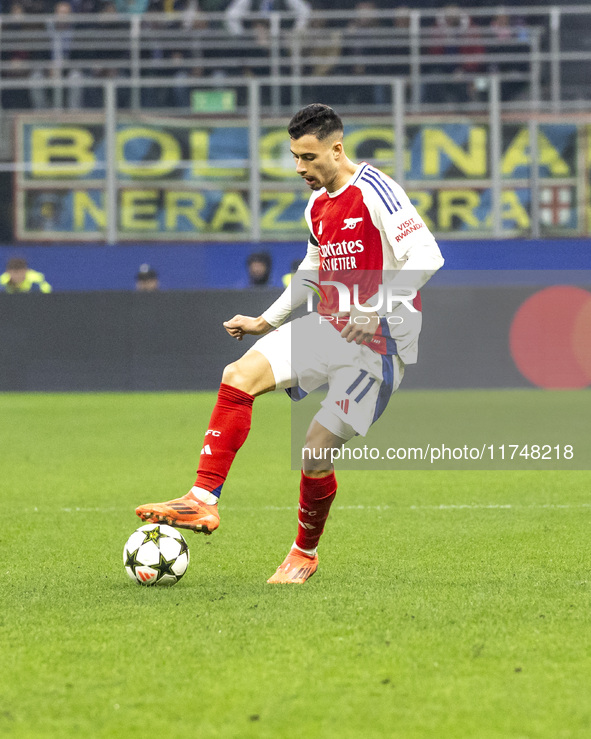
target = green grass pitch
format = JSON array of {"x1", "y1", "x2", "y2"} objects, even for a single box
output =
[{"x1": 1, "y1": 391, "x2": 591, "y2": 738}]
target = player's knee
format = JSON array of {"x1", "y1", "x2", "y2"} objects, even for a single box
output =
[
  {"x1": 221, "y1": 361, "x2": 246, "y2": 389},
  {"x1": 222, "y1": 360, "x2": 259, "y2": 394}
]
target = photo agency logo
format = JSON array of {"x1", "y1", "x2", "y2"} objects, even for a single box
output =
[{"x1": 302, "y1": 278, "x2": 418, "y2": 325}]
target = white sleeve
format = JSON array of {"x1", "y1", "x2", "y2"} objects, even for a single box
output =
[
  {"x1": 358, "y1": 174, "x2": 444, "y2": 312},
  {"x1": 362, "y1": 175, "x2": 437, "y2": 262},
  {"x1": 261, "y1": 240, "x2": 320, "y2": 327},
  {"x1": 376, "y1": 181, "x2": 444, "y2": 302},
  {"x1": 377, "y1": 240, "x2": 444, "y2": 316}
]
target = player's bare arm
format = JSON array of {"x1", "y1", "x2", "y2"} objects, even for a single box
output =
[{"x1": 223, "y1": 314, "x2": 273, "y2": 341}]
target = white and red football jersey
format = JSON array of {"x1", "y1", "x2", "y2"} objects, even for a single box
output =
[{"x1": 263, "y1": 162, "x2": 444, "y2": 364}]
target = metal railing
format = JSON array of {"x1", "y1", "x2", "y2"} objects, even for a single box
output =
[
  {"x1": 1, "y1": 5, "x2": 590, "y2": 114},
  {"x1": 9, "y1": 74, "x2": 590, "y2": 243}
]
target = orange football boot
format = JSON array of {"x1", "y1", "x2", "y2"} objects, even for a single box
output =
[
  {"x1": 267, "y1": 549, "x2": 318, "y2": 584},
  {"x1": 136, "y1": 492, "x2": 219, "y2": 534}
]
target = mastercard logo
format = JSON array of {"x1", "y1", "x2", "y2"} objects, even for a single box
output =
[{"x1": 509, "y1": 285, "x2": 591, "y2": 389}]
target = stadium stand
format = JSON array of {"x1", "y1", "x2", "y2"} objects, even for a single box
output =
[
  {"x1": 0, "y1": 3, "x2": 589, "y2": 113},
  {"x1": 0, "y1": 2, "x2": 589, "y2": 247}
]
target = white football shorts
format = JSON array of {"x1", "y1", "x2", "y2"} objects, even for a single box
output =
[{"x1": 250, "y1": 313, "x2": 404, "y2": 441}]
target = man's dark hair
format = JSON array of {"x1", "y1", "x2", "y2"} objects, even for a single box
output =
[
  {"x1": 7, "y1": 257, "x2": 27, "y2": 271},
  {"x1": 246, "y1": 251, "x2": 272, "y2": 269},
  {"x1": 288, "y1": 104, "x2": 344, "y2": 141},
  {"x1": 246, "y1": 251, "x2": 272, "y2": 286}
]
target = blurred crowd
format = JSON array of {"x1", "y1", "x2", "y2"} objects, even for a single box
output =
[
  {"x1": 0, "y1": 0, "x2": 555, "y2": 11},
  {"x1": 0, "y1": 0, "x2": 538, "y2": 110}
]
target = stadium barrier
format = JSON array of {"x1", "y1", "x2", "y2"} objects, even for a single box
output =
[
  {"x1": 1, "y1": 238, "x2": 590, "y2": 292},
  {"x1": 3, "y1": 74, "x2": 591, "y2": 245},
  {"x1": 3, "y1": 282, "x2": 590, "y2": 393}
]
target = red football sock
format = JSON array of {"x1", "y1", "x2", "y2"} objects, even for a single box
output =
[
  {"x1": 295, "y1": 471, "x2": 337, "y2": 552},
  {"x1": 194, "y1": 383, "x2": 254, "y2": 498}
]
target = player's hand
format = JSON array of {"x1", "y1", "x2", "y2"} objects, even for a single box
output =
[
  {"x1": 340, "y1": 305, "x2": 380, "y2": 345},
  {"x1": 223, "y1": 315, "x2": 273, "y2": 341}
]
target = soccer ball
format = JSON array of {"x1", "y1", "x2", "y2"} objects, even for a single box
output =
[{"x1": 123, "y1": 523, "x2": 190, "y2": 586}]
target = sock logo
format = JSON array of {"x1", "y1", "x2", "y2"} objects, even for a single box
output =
[
  {"x1": 298, "y1": 520, "x2": 317, "y2": 530},
  {"x1": 205, "y1": 429, "x2": 221, "y2": 437},
  {"x1": 298, "y1": 504, "x2": 318, "y2": 516},
  {"x1": 201, "y1": 444, "x2": 213, "y2": 455}
]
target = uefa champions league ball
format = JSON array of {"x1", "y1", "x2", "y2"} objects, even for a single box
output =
[{"x1": 123, "y1": 523, "x2": 190, "y2": 586}]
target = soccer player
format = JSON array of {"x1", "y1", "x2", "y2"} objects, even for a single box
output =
[{"x1": 136, "y1": 104, "x2": 444, "y2": 583}]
